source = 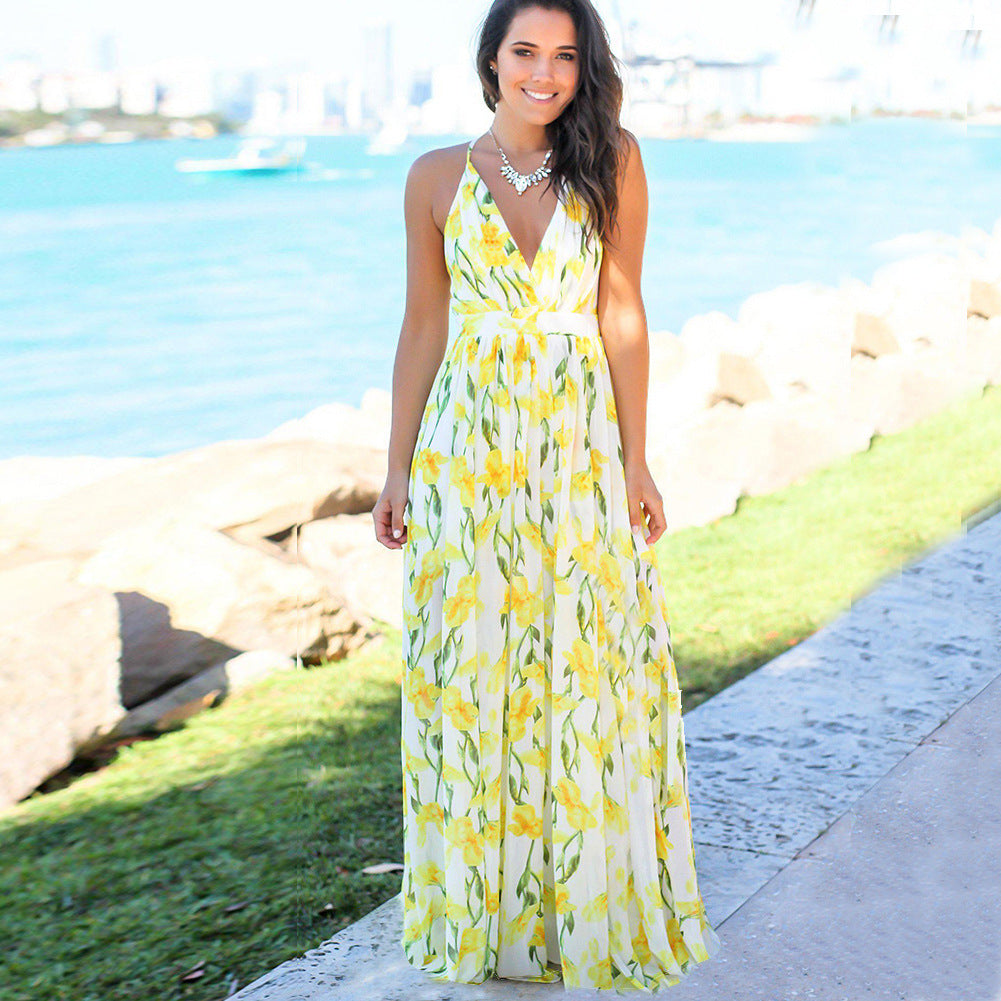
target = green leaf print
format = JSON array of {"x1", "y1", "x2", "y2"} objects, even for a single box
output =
[
  {"x1": 470, "y1": 867, "x2": 484, "y2": 903},
  {"x1": 463, "y1": 730, "x2": 480, "y2": 767},
  {"x1": 595, "y1": 483, "x2": 607, "y2": 518},
  {"x1": 516, "y1": 867, "x2": 530, "y2": 897},
  {"x1": 459, "y1": 511, "x2": 476, "y2": 570},
  {"x1": 490, "y1": 266, "x2": 516, "y2": 310},
  {"x1": 508, "y1": 772, "x2": 519, "y2": 799},
  {"x1": 456, "y1": 243, "x2": 489, "y2": 295},
  {"x1": 562, "y1": 845, "x2": 581, "y2": 882},
  {"x1": 561, "y1": 736, "x2": 574, "y2": 774},
  {"x1": 442, "y1": 631, "x2": 458, "y2": 682}
]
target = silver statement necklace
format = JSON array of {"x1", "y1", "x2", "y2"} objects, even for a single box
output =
[{"x1": 488, "y1": 127, "x2": 553, "y2": 196}]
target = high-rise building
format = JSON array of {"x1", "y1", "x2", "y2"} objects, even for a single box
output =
[{"x1": 362, "y1": 20, "x2": 393, "y2": 121}]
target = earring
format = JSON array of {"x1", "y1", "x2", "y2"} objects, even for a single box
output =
[{"x1": 490, "y1": 65, "x2": 497, "y2": 74}]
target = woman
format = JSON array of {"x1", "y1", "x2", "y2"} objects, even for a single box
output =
[{"x1": 372, "y1": 0, "x2": 722, "y2": 990}]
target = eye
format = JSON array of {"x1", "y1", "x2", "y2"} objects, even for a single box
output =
[
  {"x1": 558, "y1": 52, "x2": 575, "y2": 60},
  {"x1": 515, "y1": 48, "x2": 532, "y2": 56}
]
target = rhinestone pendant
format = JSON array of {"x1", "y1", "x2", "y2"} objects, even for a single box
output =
[
  {"x1": 491, "y1": 127, "x2": 553, "y2": 195},
  {"x1": 499, "y1": 161, "x2": 550, "y2": 195}
]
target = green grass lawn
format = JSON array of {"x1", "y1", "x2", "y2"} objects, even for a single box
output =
[{"x1": 1, "y1": 384, "x2": 999, "y2": 1001}]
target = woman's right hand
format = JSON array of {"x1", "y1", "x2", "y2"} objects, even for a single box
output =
[{"x1": 373, "y1": 469, "x2": 410, "y2": 549}]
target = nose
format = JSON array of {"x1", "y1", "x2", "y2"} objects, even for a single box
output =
[{"x1": 530, "y1": 63, "x2": 556, "y2": 82}]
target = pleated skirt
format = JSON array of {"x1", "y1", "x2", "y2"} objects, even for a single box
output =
[{"x1": 400, "y1": 314, "x2": 722, "y2": 992}]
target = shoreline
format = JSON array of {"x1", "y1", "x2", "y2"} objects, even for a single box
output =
[
  {"x1": 0, "y1": 201, "x2": 999, "y2": 813},
  {"x1": 4, "y1": 107, "x2": 999, "y2": 152}
]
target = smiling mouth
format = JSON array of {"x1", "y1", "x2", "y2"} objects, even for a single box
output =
[{"x1": 523, "y1": 88, "x2": 557, "y2": 103}]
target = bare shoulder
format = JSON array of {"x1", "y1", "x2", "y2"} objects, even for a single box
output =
[
  {"x1": 617, "y1": 128, "x2": 646, "y2": 193},
  {"x1": 407, "y1": 142, "x2": 470, "y2": 232}
]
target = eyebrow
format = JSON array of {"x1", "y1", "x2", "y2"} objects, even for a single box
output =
[{"x1": 510, "y1": 40, "x2": 579, "y2": 50}]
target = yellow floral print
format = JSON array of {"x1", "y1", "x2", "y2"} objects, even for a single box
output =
[{"x1": 400, "y1": 138, "x2": 722, "y2": 991}]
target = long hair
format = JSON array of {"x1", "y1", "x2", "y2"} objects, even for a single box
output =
[{"x1": 474, "y1": 0, "x2": 628, "y2": 252}]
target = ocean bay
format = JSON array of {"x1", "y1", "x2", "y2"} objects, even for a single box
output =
[{"x1": 1, "y1": 117, "x2": 999, "y2": 459}]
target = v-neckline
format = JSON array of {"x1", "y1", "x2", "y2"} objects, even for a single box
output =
[{"x1": 466, "y1": 140, "x2": 562, "y2": 276}]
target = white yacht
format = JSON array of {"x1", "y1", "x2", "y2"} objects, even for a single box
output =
[{"x1": 175, "y1": 138, "x2": 307, "y2": 175}]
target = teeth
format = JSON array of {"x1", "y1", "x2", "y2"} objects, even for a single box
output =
[{"x1": 524, "y1": 89, "x2": 555, "y2": 99}]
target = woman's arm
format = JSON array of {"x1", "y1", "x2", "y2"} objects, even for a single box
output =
[
  {"x1": 375, "y1": 150, "x2": 453, "y2": 550},
  {"x1": 595, "y1": 130, "x2": 667, "y2": 545}
]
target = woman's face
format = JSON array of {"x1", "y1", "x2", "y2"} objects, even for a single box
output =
[{"x1": 491, "y1": 6, "x2": 579, "y2": 123}]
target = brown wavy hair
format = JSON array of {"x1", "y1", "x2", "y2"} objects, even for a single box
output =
[{"x1": 474, "y1": 0, "x2": 629, "y2": 252}]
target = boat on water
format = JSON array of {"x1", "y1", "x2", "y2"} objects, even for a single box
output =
[
  {"x1": 175, "y1": 138, "x2": 307, "y2": 175},
  {"x1": 366, "y1": 119, "x2": 408, "y2": 155}
]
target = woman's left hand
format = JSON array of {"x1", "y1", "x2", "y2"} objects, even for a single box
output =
[{"x1": 624, "y1": 458, "x2": 667, "y2": 546}]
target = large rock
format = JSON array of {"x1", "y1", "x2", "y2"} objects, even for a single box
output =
[
  {"x1": 109, "y1": 650, "x2": 296, "y2": 738},
  {"x1": 0, "y1": 454, "x2": 150, "y2": 506},
  {"x1": 969, "y1": 277, "x2": 1001, "y2": 319},
  {"x1": 849, "y1": 346, "x2": 985, "y2": 437},
  {"x1": 648, "y1": 392, "x2": 871, "y2": 531},
  {"x1": 735, "y1": 282, "x2": 854, "y2": 407},
  {"x1": 966, "y1": 315, "x2": 1001, "y2": 385},
  {"x1": 647, "y1": 401, "x2": 748, "y2": 530},
  {"x1": 736, "y1": 394, "x2": 871, "y2": 497},
  {"x1": 840, "y1": 276, "x2": 900, "y2": 357},
  {"x1": 0, "y1": 455, "x2": 151, "y2": 568},
  {"x1": 675, "y1": 311, "x2": 772, "y2": 408},
  {"x1": 0, "y1": 559, "x2": 124, "y2": 809},
  {"x1": 966, "y1": 248, "x2": 1001, "y2": 319},
  {"x1": 1, "y1": 438, "x2": 385, "y2": 561},
  {"x1": 299, "y1": 513, "x2": 403, "y2": 630},
  {"x1": 869, "y1": 253, "x2": 970, "y2": 355},
  {"x1": 652, "y1": 316, "x2": 734, "y2": 418},
  {"x1": 77, "y1": 513, "x2": 375, "y2": 706},
  {"x1": 266, "y1": 388, "x2": 391, "y2": 451}
]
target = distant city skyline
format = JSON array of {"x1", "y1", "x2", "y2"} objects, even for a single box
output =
[
  {"x1": 6, "y1": 0, "x2": 997, "y2": 84},
  {"x1": 3, "y1": 0, "x2": 999, "y2": 135}
]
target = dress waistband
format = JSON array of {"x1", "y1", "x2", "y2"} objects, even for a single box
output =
[{"x1": 456, "y1": 307, "x2": 600, "y2": 340}]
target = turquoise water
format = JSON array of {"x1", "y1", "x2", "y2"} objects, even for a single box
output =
[{"x1": 1, "y1": 118, "x2": 998, "y2": 460}]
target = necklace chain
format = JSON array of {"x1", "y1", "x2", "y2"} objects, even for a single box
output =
[{"x1": 487, "y1": 128, "x2": 553, "y2": 196}]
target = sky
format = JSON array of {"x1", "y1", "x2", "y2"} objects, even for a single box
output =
[{"x1": 2, "y1": 0, "x2": 996, "y2": 84}]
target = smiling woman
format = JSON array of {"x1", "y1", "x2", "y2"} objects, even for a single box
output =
[{"x1": 373, "y1": 0, "x2": 723, "y2": 991}]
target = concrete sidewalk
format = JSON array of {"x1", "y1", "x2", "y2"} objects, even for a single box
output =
[
  {"x1": 232, "y1": 504, "x2": 1001, "y2": 1000},
  {"x1": 670, "y1": 660, "x2": 1001, "y2": 1000}
]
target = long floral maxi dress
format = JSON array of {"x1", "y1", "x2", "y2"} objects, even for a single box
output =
[{"x1": 400, "y1": 139, "x2": 722, "y2": 992}]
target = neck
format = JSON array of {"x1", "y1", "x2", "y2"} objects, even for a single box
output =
[{"x1": 488, "y1": 108, "x2": 550, "y2": 155}]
